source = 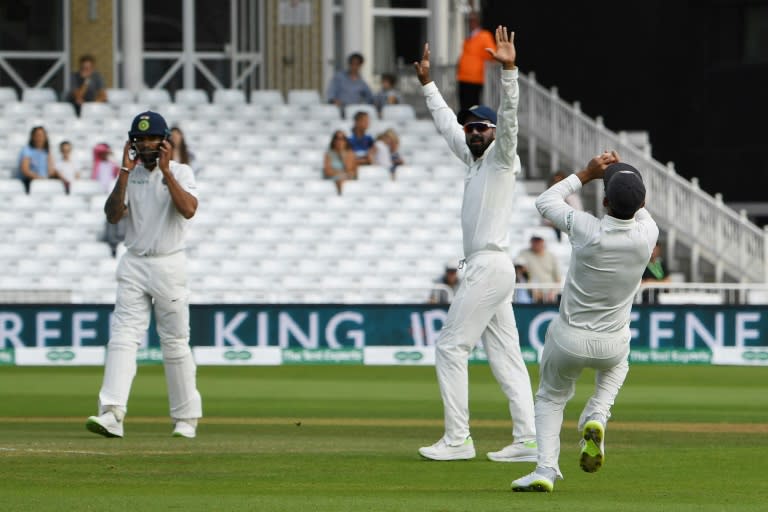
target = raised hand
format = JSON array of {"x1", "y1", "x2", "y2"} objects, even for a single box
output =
[
  {"x1": 413, "y1": 43, "x2": 432, "y2": 85},
  {"x1": 586, "y1": 151, "x2": 621, "y2": 178},
  {"x1": 485, "y1": 26, "x2": 516, "y2": 70}
]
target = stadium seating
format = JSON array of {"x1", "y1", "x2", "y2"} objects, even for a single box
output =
[
  {"x1": 0, "y1": 86, "x2": 576, "y2": 304},
  {"x1": 21, "y1": 88, "x2": 58, "y2": 104},
  {"x1": 106, "y1": 88, "x2": 136, "y2": 105}
]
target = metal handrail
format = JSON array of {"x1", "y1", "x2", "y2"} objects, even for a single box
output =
[{"x1": 480, "y1": 66, "x2": 768, "y2": 283}]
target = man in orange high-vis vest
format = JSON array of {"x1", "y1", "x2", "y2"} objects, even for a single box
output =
[{"x1": 456, "y1": 11, "x2": 497, "y2": 111}]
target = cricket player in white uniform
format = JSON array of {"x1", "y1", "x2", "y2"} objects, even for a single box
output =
[
  {"x1": 86, "y1": 111, "x2": 202, "y2": 439},
  {"x1": 511, "y1": 153, "x2": 659, "y2": 492},
  {"x1": 414, "y1": 26, "x2": 537, "y2": 462}
]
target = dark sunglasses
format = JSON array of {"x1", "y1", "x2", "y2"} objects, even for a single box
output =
[{"x1": 463, "y1": 122, "x2": 496, "y2": 134}]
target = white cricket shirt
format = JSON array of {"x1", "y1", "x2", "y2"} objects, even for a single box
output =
[
  {"x1": 123, "y1": 160, "x2": 198, "y2": 256},
  {"x1": 422, "y1": 69, "x2": 522, "y2": 258},
  {"x1": 536, "y1": 174, "x2": 659, "y2": 332}
]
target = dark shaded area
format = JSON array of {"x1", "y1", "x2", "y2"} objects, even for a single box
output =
[{"x1": 482, "y1": 1, "x2": 768, "y2": 208}]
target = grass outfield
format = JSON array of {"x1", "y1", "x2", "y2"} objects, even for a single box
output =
[{"x1": 0, "y1": 365, "x2": 767, "y2": 511}]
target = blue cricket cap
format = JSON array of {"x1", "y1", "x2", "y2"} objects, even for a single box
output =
[
  {"x1": 128, "y1": 111, "x2": 170, "y2": 139},
  {"x1": 603, "y1": 162, "x2": 646, "y2": 218},
  {"x1": 457, "y1": 105, "x2": 497, "y2": 125}
]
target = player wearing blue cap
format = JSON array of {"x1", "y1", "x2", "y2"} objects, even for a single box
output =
[
  {"x1": 511, "y1": 152, "x2": 659, "y2": 492},
  {"x1": 85, "y1": 111, "x2": 202, "y2": 439},
  {"x1": 413, "y1": 26, "x2": 537, "y2": 463}
]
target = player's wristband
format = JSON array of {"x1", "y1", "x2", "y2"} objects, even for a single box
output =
[{"x1": 120, "y1": 167, "x2": 131, "y2": 174}]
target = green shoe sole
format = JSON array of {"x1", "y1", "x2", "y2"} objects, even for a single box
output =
[{"x1": 580, "y1": 420, "x2": 604, "y2": 473}]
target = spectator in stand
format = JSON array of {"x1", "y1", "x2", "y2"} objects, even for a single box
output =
[
  {"x1": 55, "y1": 140, "x2": 81, "y2": 185},
  {"x1": 517, "y1": 236, "x2": 561, "y2": 303},
  {"x1": 92, "y1": 143, "x2": 120, "y2": 193},
  {"x1": 16, "y1": 126, "x2": 62, "y2": 193},
  {"x1": 373, "y1": 128, "x2": 404, "y2": 179},
  {"x1": 513, "y1": 257, "x2": 533, "y2": 304},
  {"x1": 170, "y1": 126, "x2": 198, "y2": 175},
  {"x1": 544, "y1": 170, "x2": 584, "y2": 241},
  {"x1": 641, "y1": 242, "x2": 670, "y2": 304},
  {"x1": 373, "y1": 72, "x2": 402, "y2": 114},
  {"x1": 65, "y1": 54, "x2": 107, "y2": 116},
  {"x1": 428, "y1": 263, "x2": 461, "y2": 304},
  {"x1": 326, "y1": 53, "x2": 374, "y2": 115},
  {"x1": 456, "y1": 11, "x2": 496, "y2": 112},
  {"x1": 323, "y1": 130, "x2": 358, "y2": 195},
  {"x1": 348, "y1": 111, "x2": 376, "y2": 165}
]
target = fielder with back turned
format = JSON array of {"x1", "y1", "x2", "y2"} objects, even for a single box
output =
[
  {"x1": 511, "y1": 152, "x2": 659, "y2": 492},
  {"x1": 413, "y1": 26, "x2": 537, "y2": 463},
  {"x1": 85, "y1": 111, "x2": 202, "y2": 439}
]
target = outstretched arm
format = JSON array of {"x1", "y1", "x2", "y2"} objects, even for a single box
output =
[
  {"x1": 414, "y1": 44, "x2": 471, "y2": 164},
  {"x1": 488, "y1": 26, "x2": 520, "y2": 169}
]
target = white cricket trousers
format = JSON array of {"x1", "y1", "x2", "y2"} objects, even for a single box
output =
[
  {"x1": 435, "y1": 250, "x2": 536, "y2": 445},
  {"x1": 535, "y1": 316, "x2": 629, "y2": 474},
  {"x1": 97, "y1": 250, "x2": 202, "y2": 421}
]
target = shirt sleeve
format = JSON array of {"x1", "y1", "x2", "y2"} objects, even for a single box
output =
[
  {"x1": 173, "y1": 163, "x2": 198, "y2": 199},
  {"x1": 634, "y1": 208, "x2": 660, "y2": 253},
  {"x1": 421, "y1": 81, "x2": 472, "y2": 165},
  {"x1": 536, "y1": 173, "x2": 582, "y2": 233},
  {"x1": 326, "y1": 72, "x2": 341, "y2": 102},
  {"x1": 492, "y1": 68, "x2": 520, "y2": 170}
]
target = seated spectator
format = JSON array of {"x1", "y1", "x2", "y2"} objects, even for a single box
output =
[
  {"x1": 516, "y1": 236, "x2": 561, "y2": 303},
  {"x1": 428, "y1": 263, "x2": 460, "y2": 304},
  {"x1": 91, "y1": 143, "x2": 119, "y2": 193},
  {"x1": 348, "y1": 111, "x2": 376, "y2": 165},
  {"x1": 326, "y1": 53, "x2": 374, "y2": 115},
  {"x1": 170, "y1": 126, "x2": 199, "y2": 174},
  {"x1": 323, "y1": 130, "x2": 358, "y2": 195},
  {"x1": 65, "y1": 54, "x2": 107, "y2": 116},
  {"x1": 641, "y1": 242, "x2": 670, "y2": 304},
  {"x1": 16, "y1": 126, "x2": 62, "y2": 193},
  {"x1": 513, "y1": 257, "x2": 533, "y2": 304},
  {"x1": 373, "y1": 72, "x2": 402, "y2": 113},
  {"x1": 373, "y1": 128, "x2": 404, "y2": 179},
  {"x1": 55, "y1": 140, "x2": 81, "y2": 184},
  {"x1": 543, "y1": 170, "x2": 583, "y2": 241}
]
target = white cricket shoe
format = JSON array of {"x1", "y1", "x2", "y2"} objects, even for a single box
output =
[
  {"x1": 172, "y1": 419, "x2": 197, "y2": 439},
  {"x1": 487, "y1": 440, "x2": 538, "y2": 462},
  {"x1": 418, "y1": 436, "x2": 475, "y2": 461},
  {"x1": 86, "y1": 411, "x2": 124, "y2": 438},
  {"x1": 511, "y1": 469, "x2": 555, "y2": 492},
  {"x1": 579, "y1": 419, "x2": 605, "y2": 473}
]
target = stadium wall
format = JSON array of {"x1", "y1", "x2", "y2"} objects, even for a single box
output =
[{"x1": 0, "y1": 304, "x2": 766, "y2": 366}]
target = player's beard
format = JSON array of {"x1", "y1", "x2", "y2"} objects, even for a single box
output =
[
  {"x1": 138, "y1": 148, "x2": 160, "y2": 167},
  {"x1": 467, "y1": 135, "x2": 491, "y2": 158}
]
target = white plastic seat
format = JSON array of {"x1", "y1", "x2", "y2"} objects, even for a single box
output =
[
  {"x1": 80, "y1": 102, "x2": 115, "y2": 120},
  {"x1": 0, "y1": 179, "x2": 25, "y2": 195},
  {"x1": 381, "y1": 104, "x2": 416, "y2": 121},
  {"x1": 21, "y1": 88, "x2": 58, "y2": 104},
  {"x1": 175, "y1": 88, "x2": 209, "y2": 105},
  {"x1": 287, "y1": 89, "x2": 321, "y2": 105},
  {"x1": 69, "y1": 179, "x2": 103, "y2": 196},
  {"x1": 194, "y1": 103, "x2": 229, "y2": 119},
  {"x1": 42, "y1": 102, "x2": 77, "y2": 121},
  {"x1": 307, "y1": 104, "x2": 342, "y2": 121},
  {"x1": 29, "y1": 179, "x2": 67, "y2": 197},
  {"x1": 0, "y1": 87, "x2": 18, "y2": 102},
  {"x1": 213, "y1": 89, "x2": 246, "y2": 106},
  {"x1": 249, "y1": 89, "x2": 284, "y2": 106},
  {"x1": 136, "y1": 89, "x2": 172, "y2": 106},
  {"x1": 3, "y1": 102, "x2": 40, "y2": 118},
  {"x1": 105, "y1": 88, "x2": 135, "y2": 105},
  {"x1": 344, "y1": 104, "x2": 378, "y2": 121}
]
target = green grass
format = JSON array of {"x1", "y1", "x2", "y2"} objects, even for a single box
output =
[{"x1": 1, "y1": 365, "x2": 767, "y2": 511}]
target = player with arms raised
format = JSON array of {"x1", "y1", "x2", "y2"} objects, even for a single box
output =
[{"x1": 414, "y1": 26, "x2": 537, "y2": 463}]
